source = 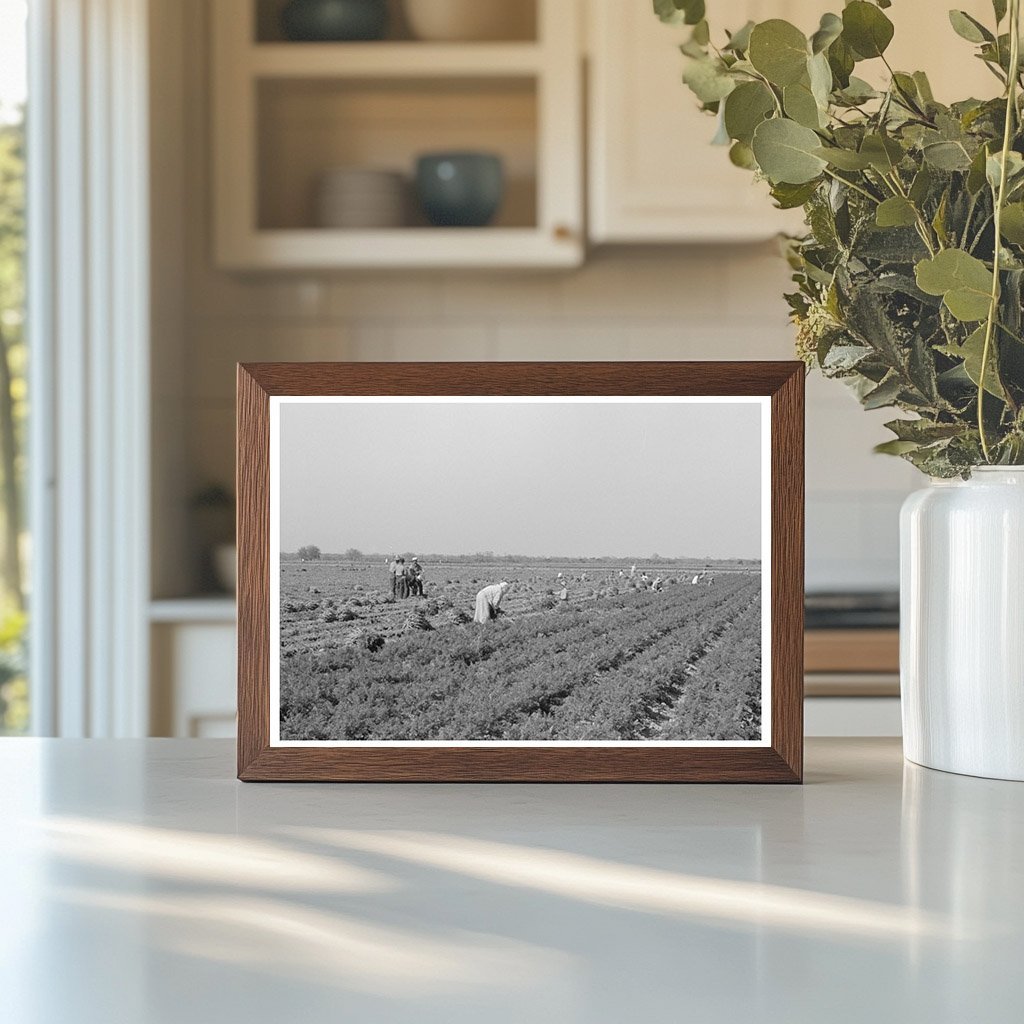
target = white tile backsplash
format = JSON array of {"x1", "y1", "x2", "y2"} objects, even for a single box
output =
[{"x1": 182, "y1": 256, "x2": 915, "y2": 593}]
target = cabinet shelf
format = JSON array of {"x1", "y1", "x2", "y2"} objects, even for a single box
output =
[
  {"x1": 249, "y1": 42, "x2": 545, "y2": 79},
  {"x1": 212, "y1": 0, "x2": 582, "y2": 269},
  {"x1": 218, "y1": 226, "x2": 580, "y2": 270}
]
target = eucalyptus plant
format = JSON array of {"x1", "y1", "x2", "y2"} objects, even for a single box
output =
[{"x1": 657, "y1": 0, "x2": 1024, "y2": 475}]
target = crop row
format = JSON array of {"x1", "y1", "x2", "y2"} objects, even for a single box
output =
[
  {"x1": 279, "y1": 575, "x2": 761, "y2": 741},
  {"x1": 657, "y1": 596, "x2": 763, "y2": 741},
  {"x1": 499, "y1": 581, "x2": 761, "y2": 740}
]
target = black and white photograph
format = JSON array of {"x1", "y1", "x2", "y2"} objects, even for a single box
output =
[{"x1": 270, "y1": 396, "x2": 770, "y2": 745}]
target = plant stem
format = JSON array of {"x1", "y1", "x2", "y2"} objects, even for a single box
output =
[
  {"x1": 884, "y1": 171, "x2": 939, "y2": 254},
  {"x1": 979, "y1": 0, "x2": 1021, "y2": 462},
  {"x1": 822, "y1": 167, "x2": 881, "y2": 205}
]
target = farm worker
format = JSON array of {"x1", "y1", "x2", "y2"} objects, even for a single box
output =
[
  {"x1": 474, "y1": 581, "x2": 510, "y2": 624},
  {"x1": 396, "y1": 558, "x2": 409, "y2": 599},
  {"x1": 388, "y1": 556, "x2": 399, "y2": 598},
  {"x1": 409, "y1": 557, "x2": 424, "y2": 596}
]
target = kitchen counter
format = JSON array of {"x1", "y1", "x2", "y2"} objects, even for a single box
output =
[{"x1": 1, "y1": 738, "x2": 1019, "y2": 1023}]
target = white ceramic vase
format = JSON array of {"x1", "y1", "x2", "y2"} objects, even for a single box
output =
[{"x1": 900, "y1": 467, "x2": 1024, "y2": 780}]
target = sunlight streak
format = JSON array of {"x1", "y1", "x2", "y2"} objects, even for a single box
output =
[
  {"x1": 290, "y1": 828, "x2": 977, "y2": 942},
  {"x1": 39, "y1": 818, "x2": 394, "y2": 893}
]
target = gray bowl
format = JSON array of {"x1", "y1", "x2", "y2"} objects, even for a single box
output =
[
  {"x1": 281, "y1": 0, "x2": 388, "y2": 42},
  {"x1": 415, "y1": 152, "x2": 505, "y2": 228}
]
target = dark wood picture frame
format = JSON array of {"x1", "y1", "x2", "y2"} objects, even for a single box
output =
[{"x1": 237, "y1": 362, "x2": 804, "y2": 782}]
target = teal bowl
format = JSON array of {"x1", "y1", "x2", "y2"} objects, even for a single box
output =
[
  {"x1": 281, "y1": 0, "x2": 388, "y2": 42},
  {"x1": 415, "y1": 153, "x2": 505, "y2": 228}
]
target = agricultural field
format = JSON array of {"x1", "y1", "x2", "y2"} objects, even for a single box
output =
[{"x1": 278, "y1": 558, "x2": 763, "y2": 743}]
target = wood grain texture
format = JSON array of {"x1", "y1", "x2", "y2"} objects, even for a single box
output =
[
  {"x1": 236, "y1": 361, "x2": 805, "y2": 783},
  {"x1": 236, "y1": 365, "x2": 271, "y2": 778},
  {"x1": 804, "y1": 629, "x2": 899, "y2": 674}
]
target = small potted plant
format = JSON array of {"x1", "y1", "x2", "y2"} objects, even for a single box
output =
[
  {"x1": 192, "y1": 484, "x2": 236, "y2": 595},
  {"x1": 658, "y1": 0, "x2": 1024, "y2": 779}
]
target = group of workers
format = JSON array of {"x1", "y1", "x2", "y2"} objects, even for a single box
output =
[
  {"x1": 383, "y1": 559, "x2": 701, "y2": 624},
  {"x1": 386, "y1": 556, "x2": 424, "y2": 600}
]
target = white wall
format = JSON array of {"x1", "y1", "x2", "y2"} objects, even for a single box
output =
[{"x1": 156, "y1": 0, "x2": 920, "y2": 598}]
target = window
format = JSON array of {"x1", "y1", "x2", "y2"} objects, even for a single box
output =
[{"x1": 0, "y1": 0, "x2": 28, "y2": 734}]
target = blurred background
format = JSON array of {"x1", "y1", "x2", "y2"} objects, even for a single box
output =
[{"x1": 0, "y1": 0, "x2": 998, "y2": 740}]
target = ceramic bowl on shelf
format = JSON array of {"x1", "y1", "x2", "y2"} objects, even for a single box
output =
[
  {"x1": 280, "y1": 0, "x2": 388, "y2": 42},
  {"x1": 213, "y1": 543, "x2": 237, "y2": 594},
  {"x1": 315, "y1": 167, "x2": 408, "y2": 229},
  {"x1": 414, "y1": 152, "x2": 504, "y2": 227},
  {"x1": 403, "y1": 0, "x2": 534, "y2": 42}
]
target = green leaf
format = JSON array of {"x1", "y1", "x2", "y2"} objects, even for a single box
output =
[
  {"x1": 729, "y1": 140, "x2": 757, "y2": 170},
  {"x1": 683, "y1": 2, "x2": 706, "y2": 27},
  {"x1": 932, "y1": 190, "x2": 950, "y2": 247},
  {"x1": 682, "y1": 57, "x2": 736, "y2": 104},
  {"x1": 939, "y1": 325, "x2": 1006, "y2": 398},
  {"x1": 909, "y1": 164, "x2": 933, "y2": 205},
  {"x1": 986, "y1": 150, "x2": 1024, "y2": 191},
  {"x1": 784, "y1": 81, "x2": 824, "y2": 129},
  {"x1": 967, "y1": 144, "x2": 991, "y2": 193},
  {"x1": 814, "y1": 146, "x2": 872, "y2": 170},
  {"x1": 751, "y1": 118, "x2": 828, "y2": 184},
  {"x1": 892, "y1": 72, "x2": 923, "y2": 111},
  {"x1": 860, "y1": 133, "x2": 904, "y2": 173},
  {"x1": 948, "y1": 10, "x2": 994, "y2": 44},
  {"x1": 915, "y1": 249, "x2": 994, "y2": 322},
  {"x1": 723, "y1": 81, "x2": 775, "y2": 144},
  {"x1": 837, "y1": 76, "x2": 879, "y2": 104},
  {"x1": 913, "y1": 71, "x2": 935, "y2": 104},
  {"x1": 876, "y1": 197, "x2": 918, "y2": 228},
  {"x1": 771, "y1": 180, "x2": 820, "y2": 209},
  {"x1": 807, "y1": 51, "x2": 833, "y2": 109},
  {"x1": 923, "y1": 140, "x2": 973, "y2": 171},
  {"x1": 748, "y1": 20, "x2": 809, "y2": 86},
  {"x1": 875, "y1": 439, "x2": 922, "y2": 455},
  {"x1": 842, "y1": 1, "x2": 895, "y2": 59},
  {"x1": 810, "y1": 12, "x2": 843, "y2": 54},
  {"x1": 724, "y1": 20, "x2": 755, "y2": 53},
  {"x1": 862, "y1": 375, "x2": 903, "y2": 409},
  {"x1": 827, "y1": 36, "x2": 856, "y2": 88},
  {"x1": 884, "y1": 418, "x2": 965, "y2": 443},
  {"x1": 1000, "y1": 203, "x2": 1024, "y2": 244},
  {"x1": 654, "y1": 0, "x2": 705, "y2": 26}
]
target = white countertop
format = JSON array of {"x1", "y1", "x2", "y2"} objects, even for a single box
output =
[{"x1": 1, "y1": 738, "x2": 1019, "y2": 1023}]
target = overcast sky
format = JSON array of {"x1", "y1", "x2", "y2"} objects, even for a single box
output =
[{"x1": 278, "y1": 399, "x2": 763, "y2": 559}]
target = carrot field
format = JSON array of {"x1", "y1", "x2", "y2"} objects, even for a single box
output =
[{"x1": 278, "y1": 559, "x2": 763, "y2": 742}]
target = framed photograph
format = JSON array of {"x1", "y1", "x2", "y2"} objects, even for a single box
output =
[{"x1": 237, "y1": 362, "x2": 804, "y2": 782}]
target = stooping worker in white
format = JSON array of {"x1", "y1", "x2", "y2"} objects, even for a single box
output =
[{"x1": 474, "y1": 581, "x2": 510, "y2": 624}]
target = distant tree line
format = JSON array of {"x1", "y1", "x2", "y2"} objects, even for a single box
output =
[{"x1": 280, "y1": 548, "x2": 760, "y2": 568}]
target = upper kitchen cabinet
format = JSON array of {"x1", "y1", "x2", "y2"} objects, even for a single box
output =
[
  {"x1": 588, "y1": 0, "x2": 826, "y2": 244},
  {"x1": 211, "y1": 0, "x2": 583, "y2": 269},
  {"x1": 587, "y1": 0, "x2": 996, "y2": 245}
]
